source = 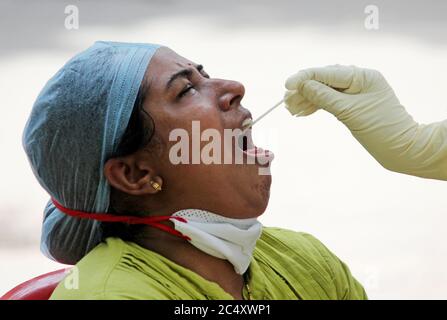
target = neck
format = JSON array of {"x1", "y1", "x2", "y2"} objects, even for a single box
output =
[{"x1": 133, "y1": 225, "x2": 245, "y2": 299}]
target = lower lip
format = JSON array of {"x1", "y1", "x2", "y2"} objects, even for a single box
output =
[{"x1": 243, "y1": 147, "x2": 275, "y2": 166}]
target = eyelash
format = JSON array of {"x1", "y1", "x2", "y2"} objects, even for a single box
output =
[
  {"x1": 177, "y1": 71, "x2": 210, "y2": 99},
  {"x1": 178, "y1": 83, "x2": 195, "y2": 98}
]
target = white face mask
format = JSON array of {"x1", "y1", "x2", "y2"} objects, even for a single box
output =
[{"x1": 171, "y1": 209, "x2": 263, "y2": 275}]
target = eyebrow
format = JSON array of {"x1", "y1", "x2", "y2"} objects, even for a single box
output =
[{"x1": 165, "y1": 64, "x2": 204, "y2": 92}]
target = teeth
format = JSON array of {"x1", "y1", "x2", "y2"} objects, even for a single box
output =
[{"x1": 241, "y1": 118, "x2": 253, "y2": 130}]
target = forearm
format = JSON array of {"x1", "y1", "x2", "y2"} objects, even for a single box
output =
[{"x1": 344, "y1": 99, "x2": 447, "y2": 180}]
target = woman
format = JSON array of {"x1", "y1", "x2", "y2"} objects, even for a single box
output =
[{"x1": 23, "y1": 41, "x2": 366, "y2": 300}]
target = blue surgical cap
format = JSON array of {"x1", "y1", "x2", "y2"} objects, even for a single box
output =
[{"x1": 23, "y1": 41, "x2": 161, "y2": 264}]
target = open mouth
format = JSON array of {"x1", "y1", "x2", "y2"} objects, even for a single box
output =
[{"x1": 237, "y1": 118, "x2": 274, "y2": 166}]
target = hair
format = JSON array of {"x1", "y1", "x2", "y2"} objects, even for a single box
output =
[{"x1": 100, "y1": 78, "x2": 157, "y2": 241}]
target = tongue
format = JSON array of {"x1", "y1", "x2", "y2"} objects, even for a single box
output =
[{"x1": 245, "y1": 146, "x2": 275, "y2": 165}]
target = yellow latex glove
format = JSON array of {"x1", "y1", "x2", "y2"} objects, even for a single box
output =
[{"x1": 285, "y1": 65, "x2": 447, "y2": 180}]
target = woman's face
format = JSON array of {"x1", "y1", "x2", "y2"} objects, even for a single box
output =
[{"x1": 135, "y1": 47, "x2": 273, "y2": 218}]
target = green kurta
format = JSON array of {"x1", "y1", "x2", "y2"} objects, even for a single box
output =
[{"x1": 50, "y1": 227, "x2": 367, "y2": 300}]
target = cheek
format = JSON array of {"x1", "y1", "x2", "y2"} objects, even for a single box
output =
[
  {"x1": 159, "y1": 108, "x2": 224, "y2": 144},
  {"x1": 156, "y1": 112, "x2": 226, "y2": 164}
]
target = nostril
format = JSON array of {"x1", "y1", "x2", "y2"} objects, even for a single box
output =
[
  {"x1": 229, "y1": 94, "x2": 242, "y2": 108},
  {"x1": 218, "y1": 80, "x2": 245, "y2": 111}
]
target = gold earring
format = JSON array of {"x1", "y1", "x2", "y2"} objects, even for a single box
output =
[{"x1": 150, "y1": 180, "x2": 162, "y2": 191}]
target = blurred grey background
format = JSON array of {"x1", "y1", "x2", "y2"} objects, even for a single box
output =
[{"x1": 0, "y1": 0, "x2": 446, "y2": 299}]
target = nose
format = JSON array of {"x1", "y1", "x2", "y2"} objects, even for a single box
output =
[{"x1": 217, "y1": 80, "x2": 245, "y2": 112}]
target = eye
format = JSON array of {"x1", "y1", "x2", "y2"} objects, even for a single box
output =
[
  {"x1": 201, "y1": 71, "x2": 210, "y2": 79},
  {"x1": 178, "y1": 83, "x2": 195, "y2": 99}
]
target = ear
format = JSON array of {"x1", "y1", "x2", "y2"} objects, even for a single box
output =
[{"x1": 103, "y1": 156, "x2": 163, "y2": 196}]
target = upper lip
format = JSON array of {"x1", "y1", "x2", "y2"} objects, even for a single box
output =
[
  {"x1": 241, "y1": 118, "x2": 253, "y2": 130},
  {"x1": 239, "y1": 110, "x2": 253, "y2": 130}
]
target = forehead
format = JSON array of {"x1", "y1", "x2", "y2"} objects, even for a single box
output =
[{"x1": 145, "y1": 47, "x2": 196, "y2": 88}]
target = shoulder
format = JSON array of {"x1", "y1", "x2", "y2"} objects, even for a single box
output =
[
  {"x1": 258, "y1": 227, "x2": 368, "y2": 300},
  {"x1": 50, "y1": 237, "x2": 124, "y2": 299},
  {"x1": 260, "y1": 226, "x2": 335, "y2": 259},
  {"x1": 50, "y1": 237, "x2": 169, "y2": 300}
]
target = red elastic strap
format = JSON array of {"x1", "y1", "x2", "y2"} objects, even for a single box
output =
[{"x1": 51, "y1": 198, "x2": 191, "y2": 241}]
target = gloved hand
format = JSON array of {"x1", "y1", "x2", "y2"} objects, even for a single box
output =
[{"x1": 284, "y1": 65, "x2": 447, "y2": 181}]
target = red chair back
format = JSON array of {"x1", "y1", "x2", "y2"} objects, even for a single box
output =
[{"x1": 1, "y1": 268, "x2": 69, "y2": 300}]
